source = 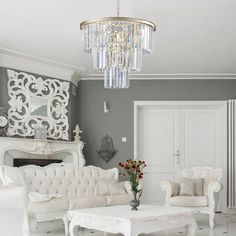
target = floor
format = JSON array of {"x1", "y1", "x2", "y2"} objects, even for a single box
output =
[{"x1": 32, "y1": 213, "x2": 236, "y2": 236}]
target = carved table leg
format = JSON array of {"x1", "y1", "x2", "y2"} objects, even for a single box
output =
[
  {"x1": 186, "y1": 218, "x2": 197, "y2": 236},
  {"x1": 69, "y1": 221, "x2": 80, "y2": 236},
  {"x1": 63, "y1": 215, "x2": 70, "y2": 236}
]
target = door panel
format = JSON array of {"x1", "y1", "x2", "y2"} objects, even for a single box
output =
[
  {"x1": 138, "y1": 108, "x2": 181, "y2": 204},
  {"x1": 182, "y1": 109, "x2": 220, "y2": 168}
]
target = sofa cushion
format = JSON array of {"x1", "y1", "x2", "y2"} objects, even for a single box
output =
[
  {"x1": 29, "y1": 198, "x2": 69, "y2": 214},
  {"x1": 69, "y1": 196, "x2": 107, "y2": 210},
  {"x1": 170, "y1": 196, "x2": 208, "y2": 207},
  {"x1": 106, "y1": 194, "x2": 133, "y2": 206},
  {"x1": 29, "y1": 192, "x2": 63, "y2": 202},
  {"x1": 109, "y1": 182, "x2": 126, "y2": 195},
  {"x1": 97, "y1": 180, "x2": 126, "y2": 196}
]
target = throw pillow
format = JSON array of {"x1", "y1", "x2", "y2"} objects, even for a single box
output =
[
  {"x1": 97, "y1": 180, "x2": 126, "y2": 195},
  {"x1": 179, "y1": 179, "x2": 195, "y2": 196},
  {"x1": 182, "y1": 178, "x2": 203, "y2": 196},
  {"x1": 109, "y1": 182, "x2": 126, "y2": 195}
]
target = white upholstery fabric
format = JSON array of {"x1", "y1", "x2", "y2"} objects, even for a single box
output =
[
  {"x1": 161, "y1": 167, "x2": 223, "y2": 229},
  {"x1": 182, "y1": 168, "x2": 221, "y2": 196},
  {"x1": 69, "y1": 196, "x2": 107, "y2": 210},
  {"x1": 1, "y1": 164, "x2": 130, "y2": 230},
  {"x1": 0, "y1": 184, "x2": 28, "y2": 208},
  {"x1": 179, "y1": 179, "x2": 195, "y2": 196},
  {"x1": 19, "y1": 164, "x2": 117, "y2": 197},
  {"x1": 0, "y1": 185, "x2": 30, "y2": 236},
  {"x1": 106, "y1": 194, "x2": 133, "y2": 206},
  {"x1": 170, "y1": 196, "x2": 208, "y2": 207},
  {"x1": 29, "y1": 198, "x2": 69, "y2": 214},
  {"x1": 182, "y1": 178, "x2": 203, "y2": 196},
  {"x1": 0, "y1": 208, "x2": 29, "y2": 236},
  {"x1": 29, "y1": 192, "x2": 63, "y2": 202},
  {"x1": 109, "y1": 182, "x2": 126, "y2": 195}
]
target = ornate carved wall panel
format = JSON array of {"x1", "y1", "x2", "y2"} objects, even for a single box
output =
[{"x1": 7, "y1": 69, "x2": 70, "y2": 140}]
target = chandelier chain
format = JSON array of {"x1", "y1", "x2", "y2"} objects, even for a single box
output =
[{"x1": 116, "y1": 0, "x2": 120, "y2": 17}]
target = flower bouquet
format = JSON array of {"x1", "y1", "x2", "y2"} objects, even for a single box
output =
[{"x1": 118, "y1": 159, "x2": 146, "y2": 210}]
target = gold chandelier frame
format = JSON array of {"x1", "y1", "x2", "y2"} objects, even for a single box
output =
[{"x1": 80, "y1": 17, "x2": 156, "y2": 31}]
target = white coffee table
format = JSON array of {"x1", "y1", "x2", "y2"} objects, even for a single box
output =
[{"x1": 67, "y1": 205, "x2": 197, "y2": 236}]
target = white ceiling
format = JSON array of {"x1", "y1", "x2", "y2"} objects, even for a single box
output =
[{"x1": 0, "y1": 0, "x2": 236, "y2": 78}]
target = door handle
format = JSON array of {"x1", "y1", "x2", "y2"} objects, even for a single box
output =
[
  {"x1": 172, "y1": 151, "x2": 180, "y2": 164},
  {"x1": 172, "y1": 150, "x2": 180, "y2": 156}
]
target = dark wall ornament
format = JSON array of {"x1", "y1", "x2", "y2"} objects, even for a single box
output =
[{"x1": 97, "y1": 135, "x2": 118, "y2": 163}]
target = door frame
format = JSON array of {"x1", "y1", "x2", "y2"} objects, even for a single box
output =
[{"x1": 134, "y1": 100, "x2": 228, "y2": 212}]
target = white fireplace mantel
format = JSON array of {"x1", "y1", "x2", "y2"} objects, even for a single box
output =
[{"x1": 0, "y1": 137, "x2": 85, "y2": 167}]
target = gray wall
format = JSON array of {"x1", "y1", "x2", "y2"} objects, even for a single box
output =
[
  {"x1": 0, "y1": 67, "x2": 77, "y2": 140},
  {"x1": 77, "y1": 79, "x2": 236, "y2": 169}
]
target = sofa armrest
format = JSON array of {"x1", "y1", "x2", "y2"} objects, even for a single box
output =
[
  {"x1": 207, "y1": 181, "x2": 223, "y2": 210},
  {"x1": 161, "y1": 180, "x2": 180, "y2": 206}
]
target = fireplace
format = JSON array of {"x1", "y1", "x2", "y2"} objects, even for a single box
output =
[{"x1": 0, "y1": 137, "x2": 85, "y2": 167}]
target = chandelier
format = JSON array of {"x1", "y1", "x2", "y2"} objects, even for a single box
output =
[{"x1": 80, "y1": 0, "x2": 156, "y2": 89}]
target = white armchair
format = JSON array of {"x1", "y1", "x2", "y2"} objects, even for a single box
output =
[
  {"x1": 161, "y1": 167, "x2": 222, "y2": 228},
  {"x1": 0, "y1": 184, "x2": 31, "y2": 236}
]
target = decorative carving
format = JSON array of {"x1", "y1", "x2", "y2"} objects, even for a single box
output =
[
  {"x1": 97, "y1": 135, "x2": 118, "y2": 163},
  {"x1": 73, "y1": 124, "x2": 82, "y2": 142},
  {"x1": 7, "y1": 69, "x2": 70, "y2": 140}
]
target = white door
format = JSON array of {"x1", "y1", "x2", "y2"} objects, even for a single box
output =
[
  {"x1": 137, "y1": 108, "x2": 181, "y2": 204},
  {"x1": 135, "y1": 101, "x2": 226, "y2": 206}
]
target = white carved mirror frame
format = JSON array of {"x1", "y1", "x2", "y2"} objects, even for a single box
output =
[{"x1": 7, "y1": 69, "x2": 70, "y2": 140}]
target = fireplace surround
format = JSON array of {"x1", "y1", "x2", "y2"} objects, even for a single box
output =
[{"x1": 0, "y1": 137, "x2": 85, "y2": 167}]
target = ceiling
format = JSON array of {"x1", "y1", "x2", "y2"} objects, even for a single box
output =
[{"x1": 0, "y1": 0, "x2": 236, "y2": 78}]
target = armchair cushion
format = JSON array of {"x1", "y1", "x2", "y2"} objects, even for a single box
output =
[
  {"x1": 179, "y1": 179, "x2": 194, "y2": 196},
  {"x1": 170, "y1": 196, "x2": 208, "y2": 207},
  {"x1": 182, "y1": 178, "x2": 203, "y2": 196}
]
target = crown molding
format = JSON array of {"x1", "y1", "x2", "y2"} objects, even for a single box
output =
[
  {"x1": 81, "y1": 73, "x2": 236, "y2": 80},
  {"x1": 1, "y1": 47, "x2": 236, "y2": 84},
  {"x1": 0, "y1": 47, "x2": 88, "y2": 86}
]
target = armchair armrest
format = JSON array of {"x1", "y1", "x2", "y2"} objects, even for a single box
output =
[
  {"x1": 161, "y1": 180, "x2": 180, "y2": 206},
  {"x1": 207, "y1": 181, "x2": 223, "y2": 210},
  {"x1": 0, "y1": 184, "x2": 28, "y2": 209},
  {"x1": 0, "y1": 184, "x2": 30, "y2": 236}
]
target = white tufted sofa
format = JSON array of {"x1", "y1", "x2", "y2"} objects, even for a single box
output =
[{"x1": 0, "y1": 164, "x2": 132, "y2": 235}]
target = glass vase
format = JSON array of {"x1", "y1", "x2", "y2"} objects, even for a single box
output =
[{"x1": 130, "y1": 190, "x2": 141, "y2": 211}]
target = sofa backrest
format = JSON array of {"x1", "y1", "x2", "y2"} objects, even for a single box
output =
[{"x1": 2, "y1": 164, "x2": 120, "y2": 199}]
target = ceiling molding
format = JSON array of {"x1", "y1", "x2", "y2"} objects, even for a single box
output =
[
  {"x1": 81, "y1": 73, "x2": 236, "y2": 80},
  {"x1": 1, "y1": 48, "x2": 236, "y2": 84},
  {"x1": 0, "y1": 47, "x2": 88, "y2": 86}
]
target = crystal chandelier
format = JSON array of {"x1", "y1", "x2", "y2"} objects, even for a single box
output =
[{"x1": 80, "y1": 0, "x2": 156, "y2": 89}]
